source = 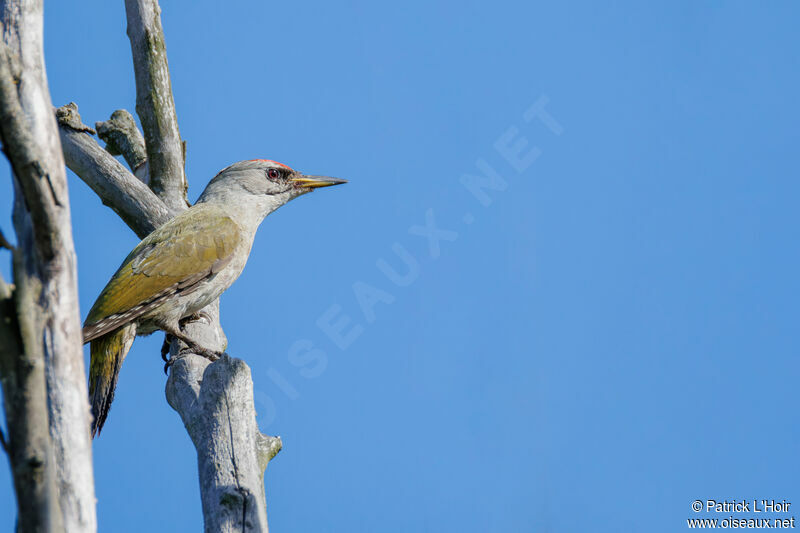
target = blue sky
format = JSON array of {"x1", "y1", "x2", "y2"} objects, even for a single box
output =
[{"x1": 1, "y1": 1, "x2": 799, "y2": 531}]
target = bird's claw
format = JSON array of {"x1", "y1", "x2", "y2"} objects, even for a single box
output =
[
  {"x1": 163, "y1": 346, "x2": 198, "y2": 374},
  {"x1": 163, "y1": 356, "x2": 177, "y2": 375},
  {"x1": 163, "y1": 346, "x2": 223, "y2": 374},
  {"x1": 196, "y1": 347, "x2": 223, "y2": 362},
  {"x1": 160, "y1": 333, "x2": 174, "y2": 363}
]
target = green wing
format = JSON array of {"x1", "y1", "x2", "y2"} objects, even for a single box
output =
[{"x1": 83, "y1": 204, "x2": 242, "y2": 342}]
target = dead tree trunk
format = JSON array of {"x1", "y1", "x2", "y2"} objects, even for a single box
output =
[
  {"x1": 0, "y1": 1, "x2": 97, "y2": 531},
  {"x1": 165, "y1": 308, "x2": 282, "y2": 533}
]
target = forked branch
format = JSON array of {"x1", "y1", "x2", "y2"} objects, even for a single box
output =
[{"x1": 57, "y1": 103, "x2": 174, "y2": 238}]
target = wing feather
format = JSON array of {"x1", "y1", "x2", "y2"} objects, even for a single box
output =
[{"x1": 83, "y1": 205, "x2": 241, "y2": 343}]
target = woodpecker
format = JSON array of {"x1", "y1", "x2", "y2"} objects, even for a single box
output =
[{"x1": 83, "y1": 159, "x2": 346, "y2": 436}]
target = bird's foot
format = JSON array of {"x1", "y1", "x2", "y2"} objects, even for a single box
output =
[
  {"x1": 164, "y1": 355, "x2": 178, "y2": 374},
  {"x1": 190, "y1": 345, "x2": 223, "y2": 363},
  {"x1": 163, "y1": 344, "x2": 224, "y2": 374},
  {"x1": 160, "y1": 333, "x2": 174, "y2": 363}
]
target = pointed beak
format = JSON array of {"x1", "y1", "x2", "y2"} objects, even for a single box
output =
[{"x1": 289, "y1": 175, "x2": 348, "y2": 189}]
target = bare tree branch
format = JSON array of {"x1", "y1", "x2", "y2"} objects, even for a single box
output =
[
  {"x1": 57, "y1": 103, "x2": 175, "y2": 239},
  {"x1": 166, "y1": 355, "x2": 281, "y2": 532},
  {"x1": 0, "y1": 17, "x2": 64, "y2": 533},
  {"x1": 95, "y1": 108, "x2": 149, "y2": 183},
  {"x1": 166, "y1": 307, "x2": 281, "y2": 533},
  {"x1": 0, "y1": 248, "x2": 62, "y2": 532},
  {"x1": 1, "y1": 2, "x2": 97, "y2": 530},
  {"x1": 0, "y1": 48, "x2": 60, "y2": 261},
  {"x1": 124, "y1": 0, "x2": 187, "y2": 210}
]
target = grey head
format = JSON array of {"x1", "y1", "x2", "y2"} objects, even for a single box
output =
[{"x1": 196, "y1": 159, "x2": 346, "y2": 230}]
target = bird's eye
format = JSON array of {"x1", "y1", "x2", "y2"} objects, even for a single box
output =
[{"x1": 267, "y1": 168, "x2": 281, "y2": 180}]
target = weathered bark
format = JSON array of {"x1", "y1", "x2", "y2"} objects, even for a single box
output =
[
  {"x1": 166, "y1": 306, "x2": 282, "y2": 533},
  {"x1": 0, "y1": 1, "x2": 96, "y2": 531},
  {"x1": 0, "y1": 248, "x2": 62, "y2": 533},
  {"x1": 124, "y1": 0, "x2": 187, "y2": 211},
  {"x1": 57, "y1": 103, "x2": 174, "y2": 238},
  {"x1": 95, "y1": 108, "x2": 149, "y2": 183}
]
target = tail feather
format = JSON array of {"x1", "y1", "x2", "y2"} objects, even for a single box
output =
[{"x1": 89, "y1": 323, "x2": 136, "y2": 437}]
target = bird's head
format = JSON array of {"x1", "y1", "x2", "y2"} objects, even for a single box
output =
[{"x1": 197, "y1": 159, "x2": 346, "y2": 226}]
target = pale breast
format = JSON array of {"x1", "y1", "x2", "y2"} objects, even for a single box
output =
[{"x1": 136, "y1": 231, "x2": 254, "y2": 335}]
